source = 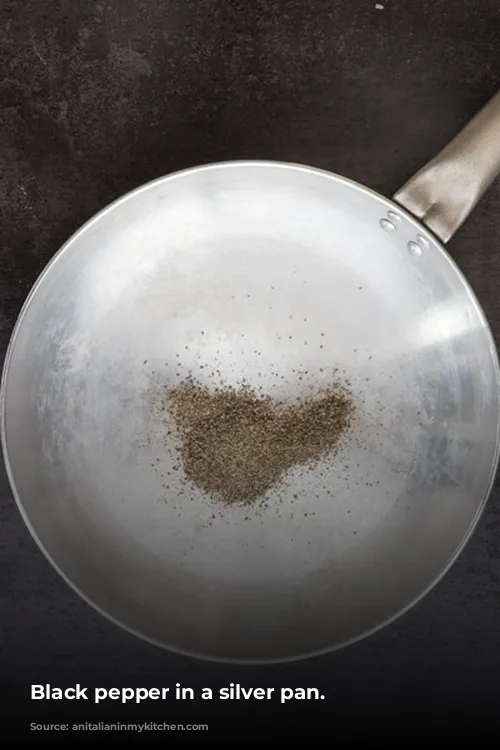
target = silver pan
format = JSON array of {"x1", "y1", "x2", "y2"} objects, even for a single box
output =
[{"x1": 2, "y1": 92, "x2": 500, "y2": 664}]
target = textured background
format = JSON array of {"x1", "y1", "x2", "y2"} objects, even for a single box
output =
[{"x1": 2, "y1": 0, "x2": 500, "y2": 736}]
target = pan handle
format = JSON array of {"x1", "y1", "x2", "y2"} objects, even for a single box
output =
[{"x1": 393, "y1": 91, "x2": 500, "y2": 243}]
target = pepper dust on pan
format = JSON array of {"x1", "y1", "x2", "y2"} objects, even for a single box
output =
[{"x1": 164, "y1": 378, "x2": 355, "y2": 505}]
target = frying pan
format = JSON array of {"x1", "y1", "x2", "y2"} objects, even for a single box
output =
[{"x1": 2, "y1": 92, "x2": 500, "y2": 663}]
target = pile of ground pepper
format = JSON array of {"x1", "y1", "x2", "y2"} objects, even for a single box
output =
[{"x1": 164, "y1": 379, "x2": 355, "y2": 505}]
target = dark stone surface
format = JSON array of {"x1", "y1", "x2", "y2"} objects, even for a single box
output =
[{"x1": 2, "y1": 0, "x2": 500, "y2": 736}]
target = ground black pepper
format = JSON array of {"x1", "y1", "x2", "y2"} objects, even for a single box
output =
[{"x1": 164, "y1": 378, "x2": 355, "y2": 505}]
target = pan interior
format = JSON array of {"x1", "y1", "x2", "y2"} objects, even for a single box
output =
[{"x1": 2, "y1": 161, "x2": 499, "y2": 661}]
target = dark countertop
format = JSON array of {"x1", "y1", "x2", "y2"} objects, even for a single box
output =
[{"x1": 2, "y1": 0, "x2": 500, "y2": 737}]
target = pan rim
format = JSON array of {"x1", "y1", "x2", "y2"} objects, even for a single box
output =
[{"x1": 2, "y1": 158, "x2": 500, "y2": 664}]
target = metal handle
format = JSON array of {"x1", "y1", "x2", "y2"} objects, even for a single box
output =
[{"x1": 393, "y1": 91, "x2": 500, "y2": 243}]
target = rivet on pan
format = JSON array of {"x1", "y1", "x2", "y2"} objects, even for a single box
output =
[
  {"x1": 387, "y1": 211, "x2": 402, "y2": 223},
  {"x1": 407, "y1": 241, "x2": 422, "y2": 256},
  {"x1": 416, "y1": 234, "x2": 430, "y2": 249},
  {"x1": 380, "y1": 218, "x2": 396, "y2": 231}
]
